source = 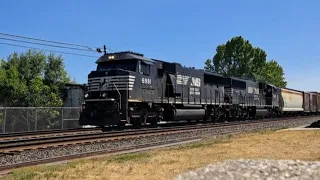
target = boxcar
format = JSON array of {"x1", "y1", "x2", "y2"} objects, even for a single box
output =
[
  {"x1": 303, "y1": 92, "x2": 311, "y2": 112},
  {"x1": 317, "y1": 92, "x2": 320, "y2": 112},
  {"x1": 308, "y1": 92, "x2": 318, "y2": 113},
  {"x1": 280, "y1": 88, "x2": 304, "y2": 113}
]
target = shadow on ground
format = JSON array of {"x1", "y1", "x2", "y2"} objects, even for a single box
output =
[{"x1": 306, "y1": 120, "x2": 320, "y2": 128}]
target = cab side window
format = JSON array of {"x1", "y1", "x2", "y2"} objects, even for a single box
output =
[{"x1": 139, "y1": 61, "x2": 151, "y2": 75}]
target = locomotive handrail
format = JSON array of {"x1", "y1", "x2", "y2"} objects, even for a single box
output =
[
  {"x1": 98, "y1": 78, "x2": 107, "y2": 97},
  {"x1": 112, "y1": 82, "x2": 121, "y2": 111}
]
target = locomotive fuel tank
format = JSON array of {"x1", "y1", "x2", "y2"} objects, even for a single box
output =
[
  {"x1": 255, "y1": 109, "x2": 269, "y2": 117},
  {"x1": 163, "y1": 108, "x2": 206, "y2": 121},
  {"x1": 173, "y1": 109, "x2": 206, "y2": 121},
  {"x1": 280, "y1": 88, "x2": 304, "y2": 112}
]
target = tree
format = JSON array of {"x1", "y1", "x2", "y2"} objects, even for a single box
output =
[
  {"x1": 260, "y1": 60, "x2": 287, "y2": 87},
  {"x1": 205, "y1": 36, "x2": 287, "y2": 87},
  {"x1": 0, "y1": 50, "x2": 70, "y2": 107},
  {"x1": 0, "y1": 50, "x2": 71, "y2": 131}
]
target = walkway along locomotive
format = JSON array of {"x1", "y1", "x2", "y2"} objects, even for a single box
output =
[{"x1": 79, "y1": 51, "x2": 320, "y2": 127}]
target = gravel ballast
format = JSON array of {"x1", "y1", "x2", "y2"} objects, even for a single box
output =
[
  {"x1": 175, "y1": 159, "x2": 320, "y2": 180},
  {"x1": 0, "y1": 117, "x2": 319, "y2": 166}
]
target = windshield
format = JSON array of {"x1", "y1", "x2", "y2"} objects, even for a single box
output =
[{"x1": 97, "y1": 60, "x2": 137, "y2": 72}]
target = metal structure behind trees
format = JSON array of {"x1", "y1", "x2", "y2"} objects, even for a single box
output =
[
  {"x1": 0, "y1": 107, "x2": 82, "y2": 134},
  {"x1": 62, "y1": 83, "x2": 87, "y2": 107}
]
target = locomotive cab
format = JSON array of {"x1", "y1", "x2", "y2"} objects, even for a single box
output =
[{"x1": 79, "y1": 51, "x2": 156, "y2": 127}]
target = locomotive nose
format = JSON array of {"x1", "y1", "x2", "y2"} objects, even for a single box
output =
[{"x1": 88, "y1": 68, "x2": 136, "y2": 93}]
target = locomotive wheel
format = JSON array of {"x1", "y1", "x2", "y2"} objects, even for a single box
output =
[
  {"x1": 221, "y1": 109, "x2": 228, "y2": 122},
  {"x1": 140, "y1": 109, "x2": 147, "y2": 125},
  {"x1": 149, "y1": 117, "x2": 158, "y2": 126},
  {"x1": 203, "y1": 112, "x2": 208, "y2": 123},
  {"x1": 204, "y1": 108, "x2": 214, "y2": 123},
  {"x1": 203, "y1": 118, "x2": 207, "y2": 123},
  {"x1": 239, "y1": 108, "x2": 246, "y2": 120},
  {"x1": 245, "y1": 109, "x2": 250, "y2": 119},
  {"x1": 231, "y1": 108, "x2": 239, "y2": 121},
  {"x1": 215, "y1": 109, "x2": 223, "y2": 122},
  {"x1": 117, "y1": 120, "x2": 127, "y2": 128},
  {"x1": 131, "y1": 118, "x2": 142, "y2": 127}
]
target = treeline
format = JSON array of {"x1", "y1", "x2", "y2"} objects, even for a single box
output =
[
  {"x1": 204, "y1": 36, "x2": 287, "y2": 88},
  {"x1": 0, "y1": 50, "x2": 77, "y2": 132},
  {"x1": 0, "y1": 50, "x2": 71, "y2": 107}
]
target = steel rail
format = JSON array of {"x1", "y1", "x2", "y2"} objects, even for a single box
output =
[{"x1": 0, "y1": 127, "x2": 100, "y2": 138}]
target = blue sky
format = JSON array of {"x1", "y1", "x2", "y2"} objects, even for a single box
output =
[{"x1": 0, "y1": 0, "x2": 319, "y2": 91}]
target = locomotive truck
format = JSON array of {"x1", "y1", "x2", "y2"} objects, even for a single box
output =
[{"x1": 79, "y1": 51, "x2": 319, "y2": 128}]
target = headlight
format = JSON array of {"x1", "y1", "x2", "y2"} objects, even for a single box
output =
[{"x1": 102, "y1": 93, "x2": 107, "y2": 98}]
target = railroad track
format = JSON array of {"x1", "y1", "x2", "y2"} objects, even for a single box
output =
[
  {"x1": 0, "y1": 116, "x2": 319, "y2": 172},
  {"x1": 2, "y1": 114, "x2": 318, "y2": 142},
  {"x1": 0, "y1": 116, "x2": 299, "y2": 152},
  {"x1": 0, "y1": 120, "x2": 251, "y2": 142},
  {"x1": 0, "y1": 127, "x2": 101, "y2": 141},
  {"x1": 0, "y1": 122, "x2": 212, "y2": 142},
  {"x1": 0, "y1": 120, "x2": 256, "y2": 152}
]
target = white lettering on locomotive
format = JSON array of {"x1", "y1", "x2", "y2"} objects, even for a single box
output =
[
  {"x1": 176, "y1": 75, "x2": 201, "y2": 96},
  {"x1": 248, "y1": 86, "x2": 259, "y2": 95},
  {"x1": 176, "y1": 75, "x2": 201, "y2": 87},
  {"x1": 191, "y1": 77, "x2": 201, "y2": 87},
  {"x1": 142, "y1": 77, "x2": 151, "y2": 84},
  {"x1": 176, "y1": 75, "x2": 189, "y2": 85},
  {"x1": 189, "y1": 87, "x2": 200, "y2": 95}
]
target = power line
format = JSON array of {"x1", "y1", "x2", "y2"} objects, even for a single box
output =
[
  {"x1": 0, "y1": 31, "x2": 118, "y2": 54},
  {"x1": 0, "y1": 42, "x2": 100, "y2": 58},
  {"x1": 0, "y1": 37, "x2": 96, "y2": 53},
  {"x1": 0, "y1": 32, "x2": 101, "y2": 51}
]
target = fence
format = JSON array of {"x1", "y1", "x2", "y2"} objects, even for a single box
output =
[{"x1": 0, "y1": 107, "x2": 82, "y2": 134}]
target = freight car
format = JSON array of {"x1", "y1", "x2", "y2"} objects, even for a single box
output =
[
  {"x1": 79, "y1": 51, "x2": 318, "y2": 128},
  {"x1": 307, "y1": 92, "x2": 318, "y2": 113},
  {"x1": 280, "y1": 88, "x2": 304, "y2": 114}
]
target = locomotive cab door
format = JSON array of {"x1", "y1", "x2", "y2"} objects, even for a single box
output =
[{"x1": 138, "y1": 60, "x2": 156, "y2": 102}]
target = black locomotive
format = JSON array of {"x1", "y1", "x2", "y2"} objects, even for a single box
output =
[{"x1": 79, "y1": 51, "x2": 317, "y2": 127}]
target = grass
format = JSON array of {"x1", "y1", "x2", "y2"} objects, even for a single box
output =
[
  {"x1": 111, "y1": 152, "x2": 151, "y2": 163},
  {"x1": 2, "y1": 129, "x2": 320, "y2": 180}
]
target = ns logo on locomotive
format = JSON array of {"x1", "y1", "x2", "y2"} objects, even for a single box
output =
[{"x1": 79, "y1": 51, "x2": 320, "y2": 128}]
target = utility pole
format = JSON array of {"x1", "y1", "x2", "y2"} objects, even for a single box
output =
[{"x1": 96, "y1": 45, "x2": 107, "y2": 55}]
